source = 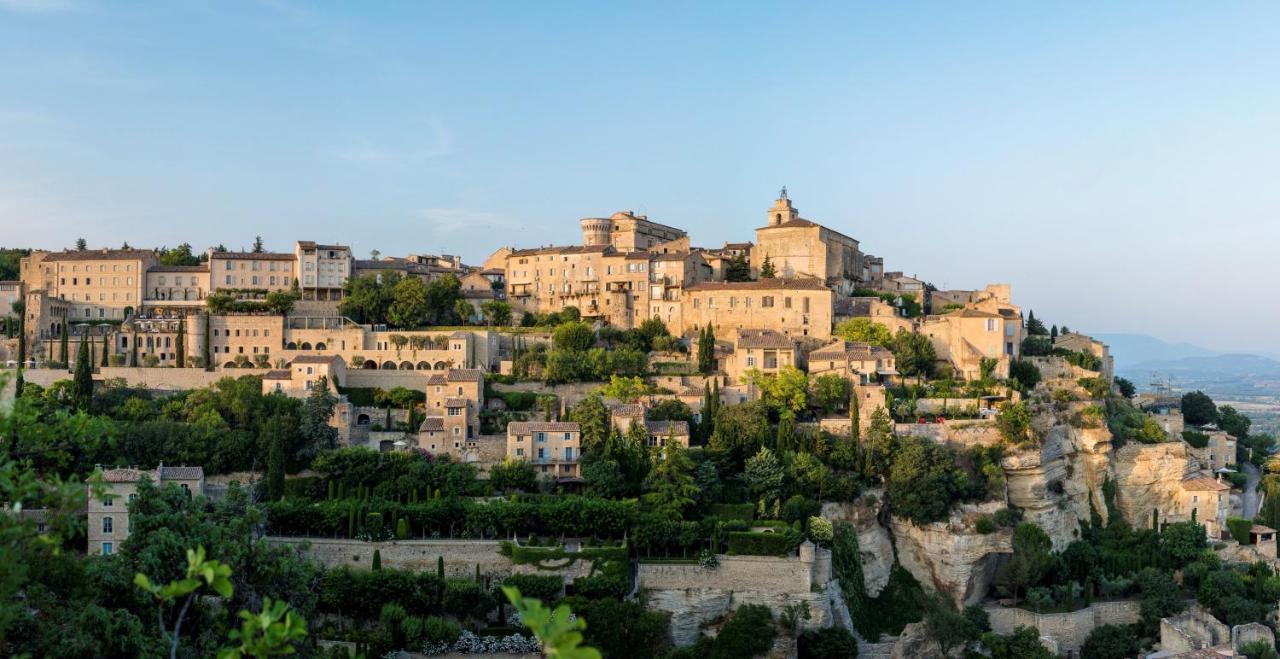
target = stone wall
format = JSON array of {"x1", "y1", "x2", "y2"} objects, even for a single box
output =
[
  {"x1": 1233, "y1": 622, "x2": 1275, "y2": 651},
  {"x1": 22, "y1": 366, "x2": 227, "y2": 391},
  {"x1": 895, "y1": 420, "x2": 1002, "y2": 448},
  {"x1": 1161, "y1": 606, "x2": 1230, "y2": 654},
  {"x1": 637, "y1": 553, "x2": 820, "y2": 594},
  {"x1": 344, "y1": 370, "x2": 435, "y2": 391},
  {"x1": 985, "y1": 600, "x2": 1140, "y2": 655},
  {"x1": 268, "y1": 537, "x2": 510, "y2": 576}
]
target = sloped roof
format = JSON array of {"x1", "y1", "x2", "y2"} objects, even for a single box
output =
[
  {"x1": 686, "y1": 278, "x2": 829, "y2": 292},
  {"x1": 735, "y1": 329, "x2": 794, "y2": 350},
  {"x1": 160, "y1": 466, "x2": 204, "y2": 480},
  {"x1": 419, "y1": 417, "x2": 444, "y2": 432},
  {"x1": 509, "y1": 245, "x2": 611, "y2": 257},
  {"x1": 263, "y1": 370, "x2": 291, "y2": 380},
  {"x1": 1181, "y1": 475, "x2": 1230, "y2": 492},
  {"x1": 211, "y1": 251, "x2": 295, "y2": 261},
  {"x1": 149, "y1": 265, "x2": 209, "y2": 273},
  {"x1": 447, "y1": 369, "x2": 483, "y2": 382},
  {"x1": 101, "y1": 468, "x2": 147, "y2": 483},
  {"x1": 508, "y1": 421, "x2": 580, "y2": 434},
  {"x1": 646, "y1": 420, "x2": 690, "y2": 436},
  {"x1": 444, "y1": 398, "x2": 468, "y2": 408},
  {"x1": 427, "y1": 374, "x2": 448, "y2": 385},
  {"x1": 809, "y1": 339, "x2": 892, "y2": 361},
  {"x1": 292, "y1": 355, "x2": 342, "y2": 365},
  {"x1": 610, "y1": 403, "x2": 645, "y2": 417},
  {"x1": 44, "y1": 249, "x2": 155, "y2": 262}
]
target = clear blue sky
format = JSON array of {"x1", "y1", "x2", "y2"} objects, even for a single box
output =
[{"x1": 2, "y1": 2, "x2": 1278, "y2": 352}]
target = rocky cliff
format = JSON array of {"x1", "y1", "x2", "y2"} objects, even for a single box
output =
[
  {"x1": 890, "y1": 512, "x2": 1013, "y2": 607},
  {"x1": 1111, "y1": 441, "x2": 1193, "y2": 529}
]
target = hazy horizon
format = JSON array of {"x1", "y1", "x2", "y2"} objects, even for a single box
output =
[{"x1": 3, "y1": 2, "x2": 1278, "y2": 353}]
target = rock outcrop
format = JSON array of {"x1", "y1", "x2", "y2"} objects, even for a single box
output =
[
  {"x1": 822, "y1": 492, "x2": 894, "y2": 596},
  {"x1": 1003, "y1": 420, "x2": 1112, "y2": 550},
  {"x1": 890, "y1": 513, "x2": 1013, "y2": 607},
  {"x1": 1111, "y1": 441, "x2": 1193, "y2": 529}
]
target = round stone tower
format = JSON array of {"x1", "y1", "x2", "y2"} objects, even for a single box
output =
[{"x1": 580, "y1": 217, "x2": 613, "y2": 247}]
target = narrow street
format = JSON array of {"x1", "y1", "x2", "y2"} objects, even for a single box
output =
[{"x1": 1241, "y1": 461, "x2": 1262, "y2": 520}]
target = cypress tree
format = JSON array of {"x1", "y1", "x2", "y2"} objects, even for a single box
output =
[
  {"x1": 72, "y1": 337, "x2": 92, "y2": 409},
  {"x1": 100, "y1": 331, "x2": 109, "y2": 367},
  {"x1": 16, "y1": 307, "x2": 25, "y2": 365},
  {"x1": 266, "y1": 420, "x2": 286, "y2": 501},
  {"x1": 437, "y1": 556, "x2": 445, "y2": 581},
  {"x1": 327, "y1": 480, "x2": 336, "y2": 500},
  {"x1": 372, "y1": 549, "x2": 382, "y2": 570},
  {"x1": 397, "y1": 518, "x2": 408, "y2": 539},
  {"x1": 176, "y1": 318, "x2": 185, "y2": 368},
  {"x1": 202, "y1": 313, "x2": 211, "y2": 370},
  {"x1": 849, "y1": 390, "x2": 861, "y2": 441},
  {"x1": 347, "y1": 507, "x2": 355, "y2": 537},
  {"x1": 475, "y1": 563, "x2": 481, "y2": 583},
  {"x1": 130, "y1": 329, "x2": 139, "y2": 367},
  {"x1": 1152, "y1": 508, "x2": 1158, "y2": 530},
  {"x1": 700, "y1": 381, "x2": 713, "y2": 442},
  {"x1": 58, "y1": 322, "x2": 68, "y2": 365}
]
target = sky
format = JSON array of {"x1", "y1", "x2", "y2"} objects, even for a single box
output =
[{"x1": 1, "y1": 2, "x2": 1278, "y2": 353}]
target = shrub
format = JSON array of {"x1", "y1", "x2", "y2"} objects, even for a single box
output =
[
  {"x1": 571, "y1": 572, "x2": 629, "y2": 599},
  {"x1": 798, "y1": 627, "x2": 858, "y2": 659},
  {"x1": 443, "y1": 578, "x2": 489, "y2": 618},
  {"x1": 708, "y1": 503, "x2": 755, "y2": 521},
  {"x1": 974, "y1": 515, "x2": 995, "y2": 534},
  {"x1": 502, "y1": 574, "x2": 562, "y2": 601},
  {"x1": 1227, "y1": 517, "x2": 1253, "y2": 545},
  {"x1": 712, "y1": 605, "x2": 776, "y2": 659},
  {"x1": 1081, "y1": 623, "x2": 1140, "y2": 659},
  {"x1": 1077, "y1": 377, "x2": 1111, "y2": 400},
  {"x1": 726, "y1": 530, "x2": 799, "y2": 556},
  {"x1": 993, "y1": 507, "x2": 1022, "y2": 528}
]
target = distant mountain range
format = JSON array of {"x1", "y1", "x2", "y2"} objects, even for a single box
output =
[{"x1": 1094, "y1": 333, "x2": 1280, "y2": 398}]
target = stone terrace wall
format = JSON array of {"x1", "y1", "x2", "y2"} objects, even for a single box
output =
[
  {"x1": 895, "y1": 420, "x2": 1002, "y2": 448},
  {"x1": 267, "y1": 537, "x2": 597, "y2": 581},
  {"x1": 637, "y1": 554, "x2": 816, "y2": 594},
  {"x1": 23, "y1": 366, "x2": 227, "y2": 391},
  {"x1": 269, "y1": 537, "x2": 507, "y2": 576},
  {"x1": 985, "y1": 600, "x2": 1140, "y2": 654},
  {"x1": 344, "y1": 370, "x2": 434, "y2": 390}
]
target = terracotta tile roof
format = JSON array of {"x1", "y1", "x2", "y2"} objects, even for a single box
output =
[
  {"x1": 159, "y1": 466, "x2": 204, "y2": 480},
  {"x1": 686, "y1": 278, "x2": 829, "y2": 292},
  {"x1": 809, "y1": 339, "x2": 893, "y2": 361},
  {"x1": 44, "y1": 249, "x2": 155, "y2": 262},
  {"x1": 509, "y1": 245, "x2": 611, "y2": 257},
  {"x1": 263, "y1": 370, "x2": 291, "y2": 380},
  {"x1": 610, "y1": 403, "x2": 645, "y2": 417},
  {"x1": 1181, "y1": 476, "x2": 1230, "y2": 492},
  {"x1": 447, "y1": 369, "x2": 483, "y2": 382},
  {"x1": 947, "y1": 308, "x2": 1002, "y2": 319},
  {"x1": 291, "y1": 355, "x2": 342, "y2": 365},
  {"x1": 646, "y1": 420, "x2": 690, "y2": 435},
  {"x1": 444, "y1": 397, "x2": 468, "y2": 408},
  {"x1": 149, "y1": 265, "x2": 209, "y2": 273},
  {"x1": 479, "y1": 268, "x2": 504, "y2": 275},
  {"x1": 297, "y1": 241, "x2": 349, "y2": 251},
  {"x1": 735, "y1": 329, "x2": 794, "y2": 350},
  {"x1": 651, "y1": 252, "x2": 691, "y2": 262},
  {"x1": 722, "y1": 242, "x2": 753, "y2": 250},
  {"x1": 211, "y1": 251, "x2": 295, "y2": 261},
  {"x1": 461, "y1": 289, "x2": 494, "y2": 299},
  {"x1": 834, "y1": 297, "x2": 878, "y2": 317},
  {"x1": 1251, "y1": 525, "x2": 1276, "y2": 535},
  {"x1": 508, "y1": 421, "x2": 580, "y2": 434},
  {"x1": 102, "y1": 468, "x2": 147, "y2": 483},
  {"x1": 419, "y1": 417, "x2": 444, "y2": 432},
  {"x1": 427, "y1": 374, "x2": 448, "y2": 385}
]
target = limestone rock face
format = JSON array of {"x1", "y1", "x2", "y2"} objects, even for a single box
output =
[
  {"x1": 1003, "y1": 423, "x2": 1112, "y2": 550},
  {"x1": 1111, "y1": 442, "x2": 1192, "y2": 529},
  {"x1": 822, "y1": 492, "x2": 893, "y2": 597},
  {"x1": 890, "y1": 622, "x2": 946, "y2": 659},
  {"x1": 890, "y1": 515, "x2": 1013, "y2": 607},
  {"x1": 644, "y1": 588, "x2": 834, "y2": 647}
]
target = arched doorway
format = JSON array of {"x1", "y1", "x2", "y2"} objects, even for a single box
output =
[
  {"x1": 357, "y1": 414, "x2": 370, "y2": 425},
  {"x1": 363, "y1": 360, "x2": 377, "y2": 369},
  {"x1": 399, "y1": 361, "x2": 413, "y2": 370},
  {"x1": 381, "y1": 361, "x2": 396, "y2": 370},
  {"x1": 416, "y1": 361, "x2": 430, "y2": 370},
  {"x1": 300, "y1": 342, "x2": 312, "y2": 350},
  {"x1": 315, "y1": 342, "x2": 327, "y2": 350}
]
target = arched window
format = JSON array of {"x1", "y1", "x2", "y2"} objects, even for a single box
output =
[
  {"x1": 363, "y1": 360, "x2": 377, "y2": 370},
  {"x1": 300, "y1": 342, "x2": 312, "y2": 350},
  {"x1": 357, "y1": 414, "x2": 370, "y2": 425}
]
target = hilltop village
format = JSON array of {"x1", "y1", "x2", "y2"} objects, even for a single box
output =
[{"x1": 2, "y1": 194, "x2": 1279, "y2": 658}]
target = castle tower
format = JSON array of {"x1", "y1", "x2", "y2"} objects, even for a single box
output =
[
  {"x1": 580, "y1": 217, "x2": 614, "y2": 247},
  {"x1": 767, "y1": 187, "x2": 799, "y2": 226}
]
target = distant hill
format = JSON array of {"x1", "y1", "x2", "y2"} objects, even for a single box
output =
[
  {"x1": 1121, "y1": 353, "x2": 1280, "y2": 398},
  {"x1": 1093, "y1": 333, "x2": 1218, "y2": 370}
]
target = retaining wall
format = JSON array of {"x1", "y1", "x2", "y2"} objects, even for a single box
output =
[{"x1": 984, "y1": 600, "x2": 1140, "y2": 654}]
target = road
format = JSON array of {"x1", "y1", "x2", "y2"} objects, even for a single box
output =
[{"x1": 1242, "y1": 460, "x2": 1262, "y2": 520}]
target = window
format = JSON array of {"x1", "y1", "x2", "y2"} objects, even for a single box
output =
[
  {"x1": 102, "y1": 542, "x2": 113, "y2": 555},
  {"x1": 986, "y1": 319, "x2": 997, "y2": 332},
  {"x1": 103, "y1": 496, "x2": 113, "y2": 507},
  {"x1": 448, "y1": 407, "x2": 460, "y2": 416},
  {"x1": 563, "y1": 432, "x2": 572, "y2": 441},
  {"x1": 784, "y1": 297, "x2": 792, "y2": 309},
  {"x1": 762, "y1": 296, "x2": 774, "y2": 308},
  {"x1": 535, "y1": 432, "x2": 547, "y2": 442},
  {"x1": 537, "y1": 447, "x2": 546, "y2": 459},
  {"x1": 103, "y1": 517, "x2": 113, "y2": 533}
]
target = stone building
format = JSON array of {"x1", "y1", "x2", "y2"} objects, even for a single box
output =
[
  {"x1": 208, "y1": 250, "x2": 296, "y2": 294},
  {"x1": 720, "y1": 329, "x2": 799, "y2": 385},
  {"x1": 806, "y1": 339, "x2": 897, "y2": 384},
  {"x1": 144, "y1": 264, "x2": 210, "y2": 303},
  {"x1": 833, "y1": 296, "x2": 914, "y2": 334},
  {"x1": 607, "y1": 403, "x2": 692, "y2": 448},
  {"x1": 295, "y1": 241, "x2": 352, "y2": 301},
  {"x1": 23, "y1": 248, "x2": 154, "y2": 321},
  {"x1": 262, "y1": 355, "x2": 347, "y2": 397},
  {"x1": 1189, "y1": 430, "x2": 1237, "y2": 473},
  {"x1": 0, "y1": 281, "x2": 22, "y2": 318},
  {"x1": 88, "y1": 465, "x2": 205, "y2": 556},
  {"x1": 751, "y1": 192, "x2": 866, "y2": 295},
  {"x1": 209, "y1": 314, "x2": 285, "y2": 367},
  {"x1": 919, "y1": 306, "x2": 1022, "y2": 380},
  {"x1": 420, "y1": 368, "x2": 485, "y2": 450},
  {"x1": 1054, "y1": 331, "x2": 1115, "y2": 382},
  {"x1": 579, "y1": 210, "x2": 686, "y2": 251},
  {"x1": 682, "y1": 278, "x2": 833, "y2": 339},
  {"x1": 506, "y1": 421, "x2": 582, "y2": 480},
  {"x1": 1172, "y1": 473, "x2": 1231, "y2": 539}
]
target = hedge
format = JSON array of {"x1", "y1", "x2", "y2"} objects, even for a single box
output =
[
  {"x1": 266, "y1": 495, "x2": 638, "y2": 539},
  {"x1": 337, "y1": 386, "x2": 379, "y2": 407},
  {"x1": 725, "y1": 530, "x2": 799, "y2": 557},
  {"x1": 502, "y1": 574, "x2": 563, "y2": 601},
  {"x1": 1227, "y1": 517, "x2": 1253, "y2": 545},
  {"x1": 708, "y1": 503, "x2": 755, "y2": 522},
  {"x1": 318, "y1": 567, "x2": 444, "y2": 620}
]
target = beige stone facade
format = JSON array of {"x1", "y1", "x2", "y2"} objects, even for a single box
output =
[
  {"x1": 1171, "y1": 473, "x2": 1230, "y2": 539},
  {"x1": 26, "y1": 248, "x2": 153, "y2": 321},
  {"x1": 295, "y1": 241, "x2": 352, "y2": 301},
  {"x1": 919, "y1": 306, "x2": 1022, "y2": 380},
  {"x1": 263, "y1": 355, "x2": 347, "y2": 397},
  {"x1": 720, "y1": 329, "x2": 798, "y2": 385},
  {"x1": 210, "y1": 314, "x2": 285, "y2": 367},
  {"x1": 683, "y1": 279, "x2": 833, "y2": 339},
  {"x1": 208, "y1": 250, "x2": 296, "y2": 294},
  {"x1": 88, "y1": 465, "x2": 205, "y2": 556},
  {"x1": 1053, "y1": 331, "x2": 1114, "y2": 382},
  {"x1": 580, "y1": 210, "x2": 686, "y2": 251},
  {"x1": 806, "y1": 339, "x2": 897, "y2": 384},
  {"x1": 420, "y1": 368, "x2": 485, "y2": 450},
  {"x1": 506, "y1": 421, "x2": 581, "y2": 479},
  {"x1": 752, "y1": 194, "x2": 866, "y2": 294},
  {"x1": 144, "y1": 265, "x2": 210, "y2": 303}
]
